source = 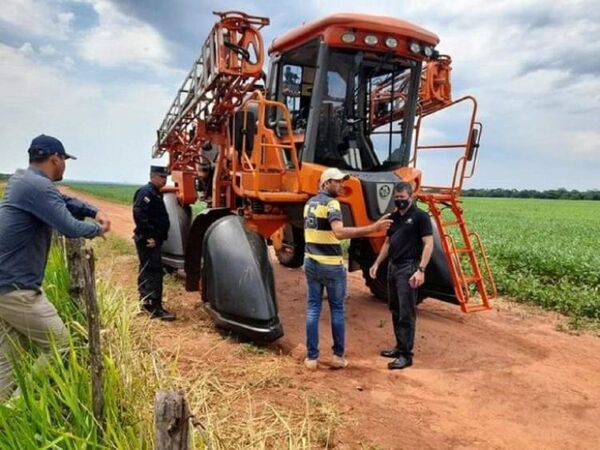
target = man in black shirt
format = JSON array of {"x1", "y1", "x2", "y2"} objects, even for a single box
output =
[
  {"x1": 132, "y1": 166, "x2": 175, "y2": 321},
  {"x1": 370, "y1": 181, "x2": 433, "y2": 369}
]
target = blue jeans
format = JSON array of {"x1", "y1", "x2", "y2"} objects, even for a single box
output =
[{"x1": 304, "y1": 257, "x2": 347, "y2": 360}]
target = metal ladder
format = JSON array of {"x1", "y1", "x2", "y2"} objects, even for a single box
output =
[
  {"x1": 420, "y1": 193, "x2": 496, "y2": 312},
  {"x1": 413, "y1": 95, "x2": 496, "y2": 312}
]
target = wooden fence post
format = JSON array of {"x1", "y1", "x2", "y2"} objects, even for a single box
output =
[
  {"x1": 154, "y1": 390, "x2": 191, "y2": 450},
  {"x1": 66, "y1": 237, "x2": 104, "y2": 425}
]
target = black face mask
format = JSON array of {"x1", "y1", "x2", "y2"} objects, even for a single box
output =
[{"x1": 394, "y1": 198, "x2": 411, "y2": 210}]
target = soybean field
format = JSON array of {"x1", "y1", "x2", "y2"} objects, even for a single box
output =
[
  {"x1": 461, "y1": 197, "x2": 599, "y2": 320},
  {"x1": 62, "y1": 182, "x2": 138, "y2": 205},
  {"x1": 64, "y1": 182, "x2": 206, "y2": 216}
]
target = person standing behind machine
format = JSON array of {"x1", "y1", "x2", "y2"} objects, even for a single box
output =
[{"x1": 132, "y1": 166, "x2": 175, "y2": 321}]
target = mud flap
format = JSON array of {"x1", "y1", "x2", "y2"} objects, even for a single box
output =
[
  {"x1": 184, "y1": 208, "x2": 231, "y2": 291},
  {"x1": 201, "y1": 215, "x2": 283, "y2": 341},
  {"x1": 161, "y1": 192, "x2": 191, "y2": 270},
  {"x1": 421, "y1": 219, "x2": 459, "y2": 304}
]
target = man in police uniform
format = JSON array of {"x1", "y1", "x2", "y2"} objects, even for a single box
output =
[
  {"x1": 303, "y1": 168, "x2": 391, "y2": 370},
  {"x1": 370, "y1": 181, "x2": 433, "y2": 369},
  {"x1": 132, "y1": 166, "x2": 175, "y2": 321}
]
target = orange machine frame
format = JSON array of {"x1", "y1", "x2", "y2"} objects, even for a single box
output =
[{"x1": 153, "y1": 11, "x2": 495, "y2": 312}]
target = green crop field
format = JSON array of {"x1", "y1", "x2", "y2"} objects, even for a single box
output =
[
  {"x1": 63, "y1": 182, "x2": 138, "y2": 205},
  {"x1": 65, "y1": 182, "x2": 206, "y2": 215},
  {"x1": 460, "y1": 198, "x2": 599, "y2": 320}
]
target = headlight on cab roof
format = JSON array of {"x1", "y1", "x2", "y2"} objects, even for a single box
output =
[
  {"x1": 341, "y1": 32, "x2": 356, "y2": 44},
  {"x1": 384, "y1": 37, "x2": 398, "y2": 48},
  {"x1": 364, "y1": 34, "x2": 379, "y2": 46},
  {"x1": 409, "y1": 41, "x2": 421, "y2": 54}
]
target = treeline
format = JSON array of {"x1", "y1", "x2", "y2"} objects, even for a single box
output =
[
  {"x1": 462, "y1": 188, "x2": 600, "y2": 200},
  {"x1": 0, "y1": 173, "x2": 10, "y2": 182}
]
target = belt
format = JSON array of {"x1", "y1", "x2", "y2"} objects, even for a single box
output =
[
  {"x1": 0, "y1": 285, "x2": 41, "y2": 295},
  {"x1": 390, "y1": 258, "x2": 418, "y2": 265}
]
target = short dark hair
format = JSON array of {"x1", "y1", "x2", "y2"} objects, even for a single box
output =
[
  {"x1": 29, "y1": 153, "x2": 52, "y2": 164},
  {"x1": 394, "y1": 181, "x2": 413, "y2": 196}
]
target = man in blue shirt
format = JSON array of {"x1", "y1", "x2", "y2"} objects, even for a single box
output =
[{"x1": 0, "y1": 134, "x2": 110, "y2": 402}]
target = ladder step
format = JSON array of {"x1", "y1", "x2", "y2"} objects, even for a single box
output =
[
  {"x1": 441, "y1": 220, "x2": 463, "y2": 226},
  {"x1": 466, "y1": 304, "x2": 491, "y2": 313},
  {"x1": 463, "y1": 276, "x2": 482, "y2": 284},
  {"x1": 454, "y1": 247, "x2": 474, "y2": 254}
]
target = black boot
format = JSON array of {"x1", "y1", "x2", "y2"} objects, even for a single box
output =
[
  {"x1": 388, "y1": 355, "x2": 413, "y2": 370},
  {"x1": 380, "y1": 348, "x2": 401, "y2": 358},
  {"x1": 142, "y1": 302, "x2": 176, "y2": 321},
  {"x1": 151, "y1": 306, "x2": 176, "y2": 321}
]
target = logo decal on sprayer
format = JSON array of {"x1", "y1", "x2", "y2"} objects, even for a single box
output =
[{"x1": 376, "y1": 183, "x2": 394, "y2": 214}]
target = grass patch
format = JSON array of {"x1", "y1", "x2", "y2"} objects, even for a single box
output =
[
  {"x1": 93, "y1": 234, "x2": 134, "y2": 259},
  {"x1": 460, "y1": 197, "x2": 600, "y2": 320},
  {"x1": 152, "y1": 273, "x2": 344, "y2": 448}
]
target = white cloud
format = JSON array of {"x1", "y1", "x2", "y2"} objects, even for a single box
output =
[
  {"x1": 0, "y1": 43, "x2": 175, "y2": 183},
  {"x1": 78, "y1": 0, "x2": 172, "y2": 71},
  {"x1": 0, "y1": 0, "x2": 73, "y2": 39},
  {"x1": 566, "y1": 131, "x2": 600, "y2": 161},
  {"x1": 39, "y1": 44, "x2": 58, "y2": 56},
  {"x1": 18, "y1": 42, "x2": 35, "y2": 56},
  {"x1": 1, "y1": 0, "x2": 598, "y2": 188}
]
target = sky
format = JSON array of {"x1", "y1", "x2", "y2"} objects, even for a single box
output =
[{"x1": 0, "y1": 0, "x2": 599, "y2": 189}]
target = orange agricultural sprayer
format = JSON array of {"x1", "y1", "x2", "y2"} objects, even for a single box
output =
[{"x1": 153, "y1": 11, "x2": 496, "y2": 340}]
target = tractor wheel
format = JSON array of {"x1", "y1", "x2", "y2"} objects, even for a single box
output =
[
  {"x1": 275, "y1": 224, "x2": 305, "y2": 268},
  {"x1": 361, "y1": 260, "x2": 390, "y2": 301}
]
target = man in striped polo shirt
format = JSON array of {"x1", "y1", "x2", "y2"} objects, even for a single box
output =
[{"x1": 303, "y1": 168, "x2": 392, "y2": 370}]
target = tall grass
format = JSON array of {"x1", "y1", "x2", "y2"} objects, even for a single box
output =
[
  {"x1": 0, "y1": 244, "x2": 171, "y2": 448},
  {"x1": 0, "y1": 238, "x2": 343, "y2": 448}
]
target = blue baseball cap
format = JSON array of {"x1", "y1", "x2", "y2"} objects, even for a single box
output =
[{"x1": 28, "y1": 134, "x2": 77, "y2": 160}]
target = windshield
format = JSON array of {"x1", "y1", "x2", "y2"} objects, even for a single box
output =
[{"x1": 312, "y1": 50, "x2": 420, "y2": 172}]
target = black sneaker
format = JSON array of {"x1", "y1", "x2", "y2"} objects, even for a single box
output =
[
  {"x1": 151, "y1": 307, "x2": 176, "y2": 321},
  {"x1": 388, "y1": 356, "x2": 413, "y2": 370},
  {"x1": 380, "y1": 348, "x2": 401, "y2": 358}
]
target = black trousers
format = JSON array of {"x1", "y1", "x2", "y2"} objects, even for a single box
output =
[
  {"x1": 135, "y1": 239, "x2": 164, "y2": 308},
  {"x1": 388, "y1": 260, "x2": 419, "y2": 358}
]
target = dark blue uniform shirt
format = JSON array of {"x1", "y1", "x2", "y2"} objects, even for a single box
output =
[
  {"x1": 132, "y1": 183, "x2": 170, "y2": 243},
  {"x1": 0, "y1": 167, "x2": 101, "y2": 293}
]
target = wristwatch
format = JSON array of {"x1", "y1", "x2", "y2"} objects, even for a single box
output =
[{"x1": 417, "y1": 265, "x2": 426, "y2": 273}]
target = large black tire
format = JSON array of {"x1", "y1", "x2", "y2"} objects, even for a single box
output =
[
  {"x1": 275, "y1": 224, "x2": 305, "y2": 268},
  {"x1": 361, "y1": 260, "x2": 390, "y2": 301}
]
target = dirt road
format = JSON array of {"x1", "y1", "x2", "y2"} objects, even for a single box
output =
[{"x1": 69, "y1": 188, "x2": 600, "y2": 449}]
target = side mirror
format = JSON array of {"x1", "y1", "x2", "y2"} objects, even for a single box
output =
[
  {"x1": 466, "y1": 128, "x2": 479, "y2": 161},
  {"x1": 233, "y1": 110, "x2": 256, "y2": 154}
]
